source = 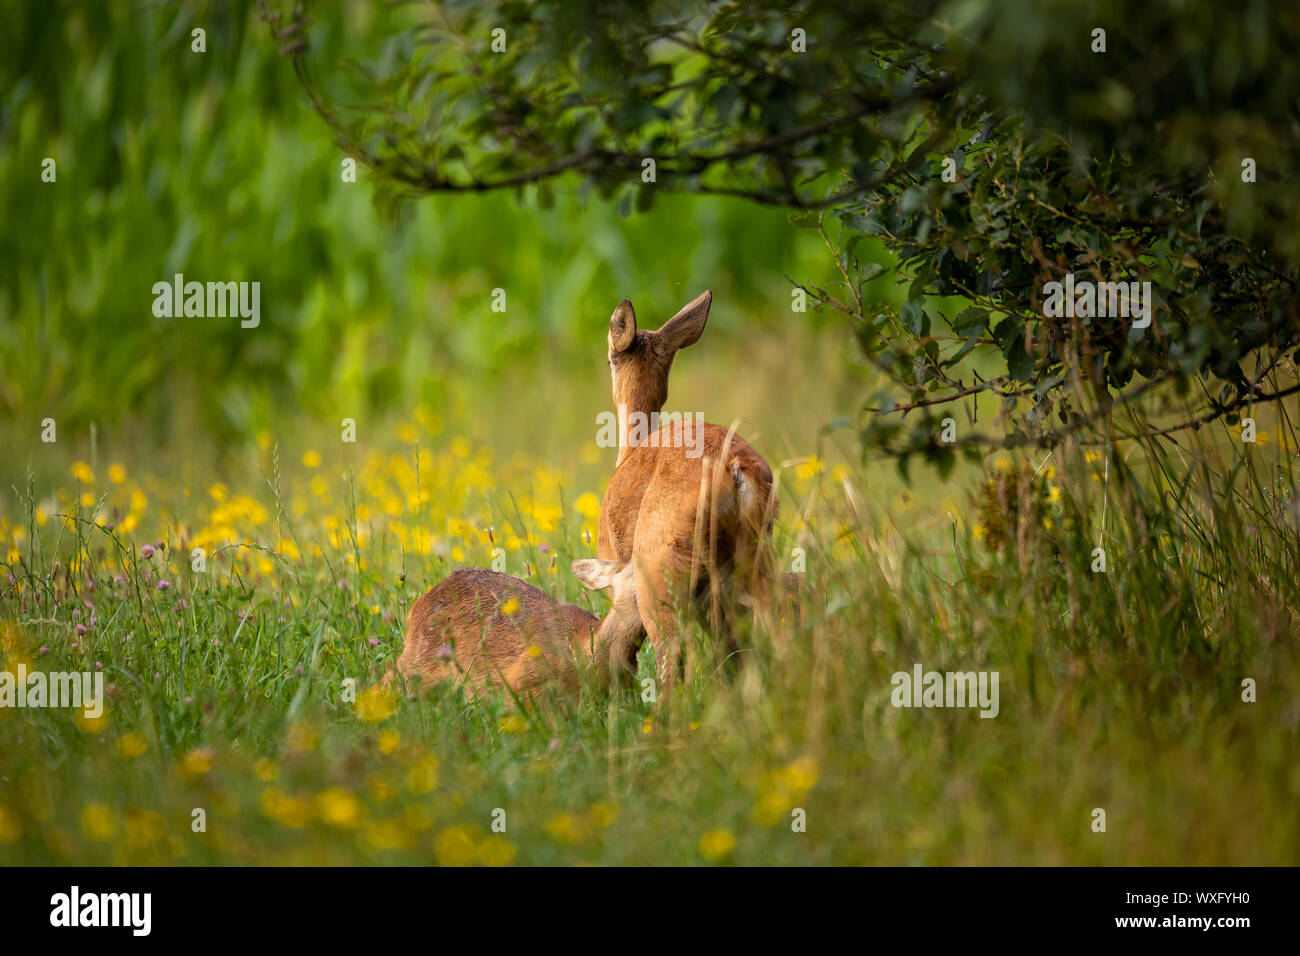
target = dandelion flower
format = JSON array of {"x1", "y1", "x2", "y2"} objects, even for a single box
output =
[
  {"x1": 356, "y1": 685, "x2": 397, "y2": 723},
  {"x1": 117, "y1": 733, "x2": 148, "y2": 758},
  {"x1": 698, "y1": 829, "x2": 736, "y2": 861},
  {"x1": 80, "y1": 803, "x2": 116, "y2": 841}
]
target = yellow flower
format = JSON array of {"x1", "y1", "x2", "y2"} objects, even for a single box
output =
[
  {"x1": 545, "y1": 813, "x2": 586, "y2": 844},
  {"x1": 526, "y1": 644, "x2": 542, "y2": 659},
  {"x1": 108, "y1": 464, "x2": 127, "y2": 484},
  {"x1": 255, "y1": 758, "x2": 279, "y2": 782},
  {"x1": 315, "y1": 788, "x2": 362, "y2": 829},
  {"x1": 77, "y1": 707, "x2": 109, "y2": 735},
  {"x1": 71, "y1": 461, "x2": 93, "y2": 484},
  {"x1": 117, "y1": 732, "x2": 148, "y2": 758},
  {"x1": 367, "y1": 773, "x2": 398, "y2": 804},
  {"x1": 433, "y1": 824, "x2": 479, "y2": 865},
  {"x1": 498, "y1": 713, "x2": 526, "y2": 734},
  {"x1": 573, "y1": 491, "x2": 602, "y2": 520},
  {"x1": 533, "y1": 503, "x2": 564, "y2": 531},
  {"x1": 0, "y1": 621, "x2": 22, "y2": 652},
  {"x1": 416, "y1": 404, "x2": 444, "y2": 435},
  {"x1": 479, "y1": 838, "x2": 517, "y2": 866},
  {"x1": 0, "y1": 804, "x2": 20, "y2": 843},
  {"x1": 80, "y1": 803, "x2": 117, "y2": 841},
  {"x1": 778, "y1": 756, "x2": 820, "y2": 794},
  {"x1": 378, "y1": 730, "x2": 401, "y2": 754},
  {"x1": 501, "y1": 598, "x2": 519, "y2": 616},
  {"x1": 407, "y1": 755, "x2": 439, "y2": 794},
  {"x1": 260, "y1": 788, "x2": 312, "y2": 827},
  {"x1": 356, "y1": 685, "x2": 397, "y2": 723},
  {"x1": 123, "y1": 808, "x2": 164, "y2": 849},
  {"x1": 176, "y1": 746, "x2": 214, "y2": 781},
  {"x1": 794, "y1": 457, "x2": 823, "y2": 482},
  {"x1": 364, "y1": 818, "x2": 413, "y2": 851},
  {"x1": 754, "y1": 756, "x2": 820, "y2": 825},
  {"x1": 698, "y1": 829, "x2": 735, "y2": 861},
  {"x1": 303, "y1": 450, "x2": 322, "y2": 469},
  {"x1": 753, "y1": 790, "x2": 790, "y2": 826},
  {"x1": 588, "y1": 801, "x2": 619, "y2": 828}
]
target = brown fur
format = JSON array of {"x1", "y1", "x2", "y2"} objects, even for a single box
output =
[
  {"x1": 386, "y1": 565, "x2": 637, "y2": 702},
  {"x1": 597, "y1": 291, "x2": 779, "y2": 689}
]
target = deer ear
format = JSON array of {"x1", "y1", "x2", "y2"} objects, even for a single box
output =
[
  {"x1": 609, "y1": 300, "x2": 637, "y2": 354},
  {"x1": 656, "y1": 289, "x2": 711, "y2": 353},
  {"x1": 571, "y1": 558, "x2": 623, "y2": 591}
]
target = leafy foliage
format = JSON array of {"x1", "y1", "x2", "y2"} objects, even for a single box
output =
[
  {"x1": 272, "y1": 0, "x2": 1300, "y2": 465},
  {"x1": 0, "y1": 0, "x2": 837, "y2": 443}
]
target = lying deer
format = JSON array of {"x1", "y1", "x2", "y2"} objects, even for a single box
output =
[
  {"x1": 386, "y1": 561, "x2": 638, "y2": 702},
  {"x1": 597, "y1": 290, "x2": 779, "y2": 691}
]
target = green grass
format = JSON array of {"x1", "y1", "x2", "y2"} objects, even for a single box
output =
[{"x1": 2, "y1": 354, "x2": 1298, "y2": 865}]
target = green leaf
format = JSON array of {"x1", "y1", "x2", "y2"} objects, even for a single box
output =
[{"x1": 901, "y1": 300, "x2": 929, "y2": 336}]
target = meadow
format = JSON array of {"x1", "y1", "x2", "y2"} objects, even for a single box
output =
[
  {"x1": 2, "y1": 0, "x2": 1297, "y2": 867},
  {"x1": 2, "y1": 347, "x2": 1298, "y2": 865}
]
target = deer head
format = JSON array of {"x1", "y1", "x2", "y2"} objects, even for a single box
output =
[{"x1": 607, "y1": 290, "x2": 711, "y2": 464}]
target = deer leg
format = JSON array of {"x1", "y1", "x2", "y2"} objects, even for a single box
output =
[
  {"x1": 594, "y1": 605, "x2": 645, "y2": 691},
  {"x1": 634, "y1": 554, "x2": 692, "y2": 694}
]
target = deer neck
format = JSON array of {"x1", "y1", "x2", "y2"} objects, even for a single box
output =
[{"x1": 615, "y1": 398, "x2": 664, "y2": 468}]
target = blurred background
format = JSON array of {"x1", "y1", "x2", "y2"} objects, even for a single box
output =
[{"x1": 0, "y1": 0, "x2": 896, "y2": 497}]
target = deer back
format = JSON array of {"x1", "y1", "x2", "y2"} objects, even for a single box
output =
[{"x1": 393, "y1": 567, "x2": 597, "y2": 699}]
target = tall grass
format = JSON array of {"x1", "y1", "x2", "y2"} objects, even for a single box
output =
[{"x1": 1, "y1": 361, "x2": 1297, "y2": 864}]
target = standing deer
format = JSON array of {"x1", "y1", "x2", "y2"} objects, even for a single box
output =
[
  {"x1": 386, "y1": 561, "x2": 638, "y2": 702},
  {"x1": 597, "y1": 290, "x2": 779, "y2": 692}
]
